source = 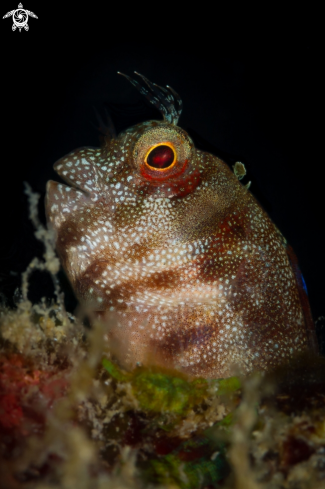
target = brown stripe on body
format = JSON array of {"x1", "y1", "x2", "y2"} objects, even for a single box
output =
[
  {"x1": 147, "y1": 319, "x2": 218, "y2": 368},
  {"x1": 75, "y1": 259, "x2": 187, "y2": 310},
  {"x1": 197, "y1": 212, "x2": 248, "y2": 283}
]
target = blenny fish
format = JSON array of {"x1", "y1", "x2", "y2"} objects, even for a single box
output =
[{"x1": 46, "y1": 73, "x2": 318, "y2": 378}]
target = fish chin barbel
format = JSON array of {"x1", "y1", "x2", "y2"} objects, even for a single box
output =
[{"x1": 46, "y1": 72, "x2": 318, "y2": 378}]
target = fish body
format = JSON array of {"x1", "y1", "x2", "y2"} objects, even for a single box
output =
[{"x1": 46, "y1": 74, "x2": 317, "y2": 378}]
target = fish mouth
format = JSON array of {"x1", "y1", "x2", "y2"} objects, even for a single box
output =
[
  {"x1": 50, "y1": 146, "x2": 107, "y2": 195},
  {"x1": 52, "y1": 165, "x2": 91, "y2": 195}
]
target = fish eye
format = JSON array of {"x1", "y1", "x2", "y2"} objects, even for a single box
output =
[{"x1": 145, "y1": 143, "x2": 176, "y2": 170}]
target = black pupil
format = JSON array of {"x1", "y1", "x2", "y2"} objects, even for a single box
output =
[{"x1": 147, "y1": 145, "x2": 174, "y2": 169}]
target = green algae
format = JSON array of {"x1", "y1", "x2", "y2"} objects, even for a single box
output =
[
  {"x1": 100, "y1": 358, "x2": 238, "y2": 487},
  {"x1": 214, "y1": 411, "x2": 234, "y2": 429},
  {"x1": 217, "y1": 376, "x2": 241, "y2": 396},
  {"x1": 102, "y1": 356, "x2": 130, "y2": 382},
  {"x1": 144, "y1": 437, "x2": 229, "y2": 489},
  {"x1": 133, "y1": 372, "x2": 208, "y2": 415},
  {"x1": 102, "y1": 358, "x2": 211, "y2": 415},
  {"x1": 148, "y1": 453, "x2": 226, "y2": 489}
]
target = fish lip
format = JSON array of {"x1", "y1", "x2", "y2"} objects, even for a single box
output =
[
  {"x1": 52, "y1": 162, "x2": 92, "y2": 196},
  {"x1": 52, "y1": 146, "x2": 103, "y2": 195},
  {"x1": 55, "y1": 175, "x2": 90, "y2": 195}
]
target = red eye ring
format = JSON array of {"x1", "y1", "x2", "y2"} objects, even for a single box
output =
[{"x1": 144, "y1": 142, "x2": 177, "y2": 171}]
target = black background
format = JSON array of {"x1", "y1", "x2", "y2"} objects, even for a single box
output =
[{"x1": 1, "y1": 4, "x2": 324, "y2": 351}]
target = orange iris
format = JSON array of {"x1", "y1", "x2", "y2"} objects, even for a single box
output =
[{"x1": 145, "y1": 143, "x2": 177, "y2": 171}]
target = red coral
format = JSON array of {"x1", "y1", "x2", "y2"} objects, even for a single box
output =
[{"x1": 0, "y1": 353, "x2": 69, "y2": 441}]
